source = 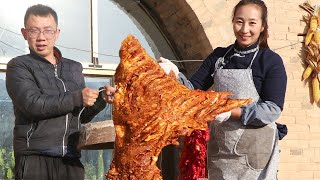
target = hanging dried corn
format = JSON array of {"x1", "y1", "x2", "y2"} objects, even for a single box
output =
[
  {"x1": 305, "y1": 29, "x2": 314, "y2": 46},
  {"x1": 312, "y1": 76, "x2": 320, "y2": 103},
  {"x1": 302, "y1": 65, "x2": 313, "y2": 80},
  {"x1": 300, "y1": 2, "x2": 320, "y2": 104},
  {"x1": 310, "y1": 16, "x2": 318, "y2": 31}
]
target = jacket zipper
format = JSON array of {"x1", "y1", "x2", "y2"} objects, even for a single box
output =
[
  {"x1": 54, "y1": 64, "x2": 68, "y2": 156},
  {"x1": 26, "y1": 123, "x2": 34, "y2": 148}
]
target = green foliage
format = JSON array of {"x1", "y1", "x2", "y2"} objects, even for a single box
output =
[
  {"x1": 84, "y1": 162, "x2": 97, "y2": 180},
  {"x1": 97, "y1": 150, "x2": 104, "y2": 180},
  {"x1": 6, "y1": 168, "x2": 13, "y2": 179},
  {"x1": 81, "y1": 149, "x2": 114, "y2": 180},
  {"x1": 0, "y1": 146, "x2": 15, "y2": 179}
]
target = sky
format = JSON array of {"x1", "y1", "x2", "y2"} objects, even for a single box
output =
[{"x1": 0, "y1": 0, "x2": 158, "y2": 65}]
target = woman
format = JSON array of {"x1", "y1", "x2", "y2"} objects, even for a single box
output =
[{"x1": 158, "y1": 0, "x2": 287, "y2": 179}]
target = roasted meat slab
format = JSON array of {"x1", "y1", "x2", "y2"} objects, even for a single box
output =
[{"x1": 106, "y1": 35, "x2": 251, "y2": 180}]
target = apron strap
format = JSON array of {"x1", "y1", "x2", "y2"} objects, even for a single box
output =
[
  {"x1": 211, "y1": 45, "x2": 234, "y2": 77},
  {"x1": 212, "y1": 45, "x2": 259, "y2": 76},
  {"x1": 247, "y1": 47, "x2": 259, "y2": 69}
]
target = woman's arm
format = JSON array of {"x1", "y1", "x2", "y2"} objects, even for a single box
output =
[{"x1": 238, "y1": 52, "x2": 287, "y2": 126}]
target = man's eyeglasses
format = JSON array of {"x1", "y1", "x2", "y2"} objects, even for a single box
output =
[{"x1": 27, "y1": 29, "x2": 56, "y2": 40}]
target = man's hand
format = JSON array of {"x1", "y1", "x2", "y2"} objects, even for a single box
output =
[
  {"x1": 215, "y1": 111, "x2": 231, "y2": 123},
  {"x1": 103, "y1": 85, "x2": 116, "y2": 104},
  {"x1": 157, "y1": 57, "x2": 179, "y2": 78},
  {"x1": 82, "y1": 87, "x2": 99, "y2": 107}
]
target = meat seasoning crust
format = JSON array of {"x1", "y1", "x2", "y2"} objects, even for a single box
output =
[{"x1": 106, "y1": 34, "x2": 251, "y2": 180}]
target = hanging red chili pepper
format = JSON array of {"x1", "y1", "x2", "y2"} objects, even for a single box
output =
[{"x1": 179, "y1": 129, "x2": 209, "y2": 180}]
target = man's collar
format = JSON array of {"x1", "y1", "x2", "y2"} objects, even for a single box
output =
[{"x1": 29, "y1": 46, "x2": 62, "y2": 63}]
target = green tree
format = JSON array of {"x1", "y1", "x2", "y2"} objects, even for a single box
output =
[
  {"x1": 97, "y1": 150, "x2": 104, "y2": 180},
  {"x1": 0, "y1": 147, "x2": 14, "y2": 179}
]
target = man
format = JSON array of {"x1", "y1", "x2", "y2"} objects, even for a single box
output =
[{"x1": 6, "y1": 4, "x2": 108, "y2": 180}]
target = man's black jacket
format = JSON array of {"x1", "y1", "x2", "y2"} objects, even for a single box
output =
[{"x1": 6, "y1": 47, "x2": 106, "y2": 158}]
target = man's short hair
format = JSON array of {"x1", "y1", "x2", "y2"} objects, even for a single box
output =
[{"x1": 24, "y1": 4, "x2": 58, "y2": 27}]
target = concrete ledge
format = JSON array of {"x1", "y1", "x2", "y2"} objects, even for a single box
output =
[{"x1": 78, "y1": 120, "x2": 115, "y2": 150}]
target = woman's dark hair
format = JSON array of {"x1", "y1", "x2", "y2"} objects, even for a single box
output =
[
  {"x1": 232, "y1": 0, "x2": 269, "y2": 48},
  {"x1": 24, "y1": 4, "x2": 58, "y2": 27}
]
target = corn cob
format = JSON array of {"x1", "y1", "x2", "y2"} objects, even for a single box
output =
[
  {"x1": 303, "y1": 65, "x2": 313, "y2": 80},
  {"x1": 310, "y1": 16, "x2": 318, "y2": 31},
  {"x1": 312, "y1": 76, "x2": 320, "y2": 103},
  {"x1": 305, "y1": 29, "x2": 315, "y2": 46}
]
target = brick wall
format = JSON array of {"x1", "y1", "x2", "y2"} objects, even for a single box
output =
[
  {"x1": 195, "y1": 0, "x2": 320, "y2": 179},
  {"x1": 143, "y1": 0, "x2": 320, "y2": 179}
]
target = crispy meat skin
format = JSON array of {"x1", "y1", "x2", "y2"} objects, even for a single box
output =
[{"x1": 106, "y1": 35, "x2": 251, "y2": 180}]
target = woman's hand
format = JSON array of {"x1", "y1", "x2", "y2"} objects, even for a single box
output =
[
  {"x1": 215, "y1": 107, "x2": 242, "y2": 123},
  {"x1": 215, "y1": 111, "x2": 231, "y2": 123},
  {"x1": 158, "y1": 57, "x2": 179, "y2": 78}
]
